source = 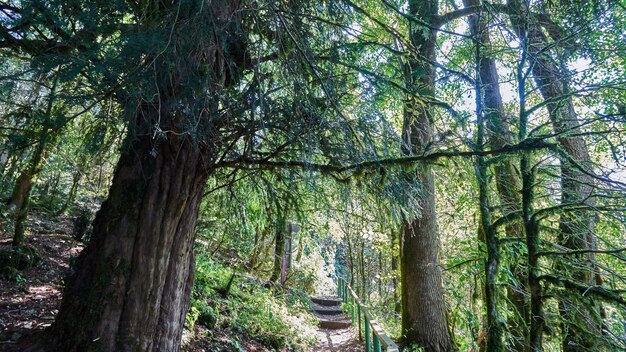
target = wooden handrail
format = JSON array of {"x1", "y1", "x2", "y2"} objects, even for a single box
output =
[{"x1": 337, "y1": 278, "x2": 399, "y2": 352}]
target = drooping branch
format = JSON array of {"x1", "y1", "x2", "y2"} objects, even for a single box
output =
[
  {"x1": 537, "y1": 247, "x2": 626, "y2": 258},
  {"x1": 539, "y1": 274, "x2": 626, "y2": 306},
  {"x1": 217, "y1": 137, "x2": 556, "y2": 174}
]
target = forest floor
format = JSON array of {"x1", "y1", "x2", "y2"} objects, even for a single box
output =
[
  {"x1": 0, "y1": 214, "x2": 281, "y2": 351},
  {"x1": 0, "y1": 212, "x2": 82, "y2": 347},
  {"x1": 0, "y1": 212, "x2": 354, "y2": 351}
]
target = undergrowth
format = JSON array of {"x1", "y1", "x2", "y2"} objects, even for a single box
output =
[{"x1": 185, "y1": 251, "x2": 319, "y2": 351}]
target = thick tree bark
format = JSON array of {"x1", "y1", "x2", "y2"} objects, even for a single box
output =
[
  {"x1": 506, "y1": 2, "x2": 603, "y2": 350},
  {"x1": 18, "y1": 1, "x2": 243, "y2": 350},
  {"x1": 22, "y1": 108, "x2": 211, "y2": 352},
  {"x1": 463, "y1": 1, "x2": 527, "y2": 350},
  {"x1": 10, "y1": 37, "x2": 216, "y2": 345},
  {"x1": 399, "y1": 1, "x2": 453, "y2": 351}
]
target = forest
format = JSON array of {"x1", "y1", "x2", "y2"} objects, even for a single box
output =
[{"x1": 0, "y1": 0, "x2": 625, "y2": 351}]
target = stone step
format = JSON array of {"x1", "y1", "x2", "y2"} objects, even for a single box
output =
[
  {"x1": 318, "y1": 318, "x2": 352, "y2": 330},
  {"x1": 313, "y1": 304, "x2": 344, "y2": 315},
  {"x1": 315, "y1": 311, "x2": 351, "y2": 330},
  {"x1": 311, "y1": 296, "x2": 342, "y2": 307}
]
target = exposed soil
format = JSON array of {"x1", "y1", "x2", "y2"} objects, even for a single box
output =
[{"x1": 0, "y1": 212, "x2": 83, "y2": 349}]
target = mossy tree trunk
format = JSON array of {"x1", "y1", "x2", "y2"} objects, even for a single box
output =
[
  {"x1": 464, "y1": 0, "x2": 527, "y2": 349},
  {"x1": 10, "y1": 130, "x2": 52, "y2": 247},
  {"x1": 464, "y1": 2, "x2": 502, "y2": 350},
  {"x1": 507, "y1": 2, "x2": 603, "y2": 349}
]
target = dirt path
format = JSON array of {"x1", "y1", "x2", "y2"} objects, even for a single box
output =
[{"x1": 315, "y1": 327, "x2": 363, "y2": 352}]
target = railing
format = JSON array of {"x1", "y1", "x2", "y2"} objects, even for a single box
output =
[{"x1": 337, "y1": 278, "x2": 399, "y2": 352}]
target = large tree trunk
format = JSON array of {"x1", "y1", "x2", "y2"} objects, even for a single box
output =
[
  {"x1": 399, "y1": 1, "x2": 453, "y2": 350},
  {"x1": 24, "y1": 111, "x2": 211, "y2": 352},
  {"x1": 19, "y1": 0, "x2": 243, "y2": 350},
  {"x1": 463, "y1": 0, "x2": 527, "y2": 350},
  {"x1": 506, "y1": 2, "x2": 603, "y2": 350}
]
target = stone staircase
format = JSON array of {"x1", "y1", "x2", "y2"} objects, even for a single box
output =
[{"x1": 311, "y1": 296, "x2": 351, "y2": 329}]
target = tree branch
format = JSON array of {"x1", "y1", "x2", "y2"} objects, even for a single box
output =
[
  {"x1": 537, "y1": 247, "x2": 626, "y2": 258},
  {"x1": 217, "y1": 138, "x2": 556, "y2": 173},
  {"x1": 539, "y1": 274, "x2": 626, "y2": 306}
]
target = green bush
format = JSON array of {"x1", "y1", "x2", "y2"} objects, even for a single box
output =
[{"x1": 186, "y1": 255, "x2": 318, "y2": 351}]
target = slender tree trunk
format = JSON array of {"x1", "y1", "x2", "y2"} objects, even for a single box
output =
[
  {"x1": 378, "y1": 250, "x2": 383, "y2": 300},
  {"x1": 0, "y1": 147, "x2": 10, "y2": 184},
  {"x1": 523, "y1": 163, "x2": 542, "y2": 352},
  {"x1": 360, "y1": 239, "x2": 366, "y2": 300},
  {"x1": 10, "y1": 76, "x2": 60, "y2": 246},
  {"x1": 1, "y1": 151, "x2": 24, "y2": 191},
  {"x1": 465, "y1": 4, "x2": 502, "y2": 350},
  {"x1": 464, "y1": 1, "x2": 528, "y2": 350},
  {"x1": 248, "y1": 224, "x2": 262, "y2": 271},
  {"x1": 255, "y1": 220, "x2": 272, "y2": 271},
  {"x1": 56, "y1": 172, "x2": 81, "y2": 216},
  {"x1": 506, "y1": 2, "x2": 603, "y2": 350},
  {"x1": 296, "y1": 231, "x2": 303, "y2": 263},
  {"x1": 510, "y1": 23, "x2": 544, "y2": 351},
  {"x1": 11, "y1": 132, "x2": 51, "y2": 247},
  {"x1": 399, "y1": 1, "x2": 453, "y2": 350},
  {"x1": 346, "y1": 232, "x2": 355, "y2": 288}
]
